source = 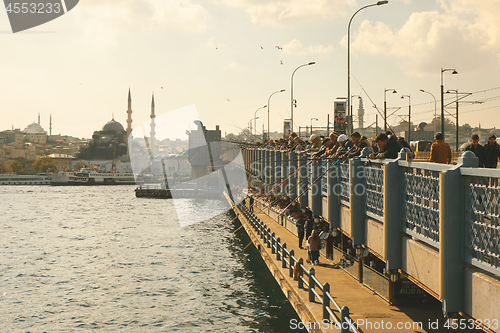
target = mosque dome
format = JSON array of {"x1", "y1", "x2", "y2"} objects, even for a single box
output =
[
  {"x1": 23, "y1": 122, "x2": 46, "y2": 134},
  {"x1": 22, "y1": 135, "x2": 30, "y2": 142},
  {"x1": 490, "y1": 128, "x2": 500, "y2": 137},
  {"x1": 102, "y1": 119, "x2": 125, "y2": 132}
]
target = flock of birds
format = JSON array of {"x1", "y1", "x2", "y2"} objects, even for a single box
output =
[{"x1": 216, "y1": 45, "x2": 284, "y2": 64}]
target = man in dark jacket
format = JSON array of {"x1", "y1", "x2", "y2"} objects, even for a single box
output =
[
  {"x1": 296, "y1": 217, "x2": 305, "y2": 249},
  {"x1": 484, "y1": 135, "x2": 500, "y2": 168},
  {"x1": 465, "y1": 134, "x2": 486, "y2": 167},
  {"x1": 305, "y1": 217, "x2": 314, "y2": 240},
  {"x1": 346, "y1": 132, "x2": 370, "y2": 158},
  {"x1": 369, "y1": 133, "x2": 401, "y2": 159}
]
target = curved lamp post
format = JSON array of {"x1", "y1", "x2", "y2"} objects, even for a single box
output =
[
  {"x1": 420, "y1": 89, "x2": 437, "y2": 119},
  {"x1": 310, "y1": 118, "x2": 318, "y2": 136},
  {"x1": 268, "y1": 90, "x2": 285, "y2": 140},
  {"x1": 441, "y1": 68, "x2": 458, "y2": 137},
  {"x1": 291, "y1": 62, "x2": 315, "y2": 131},
  {"x1": 254, "y1": 105, "x2": 267, "y2": 138},
  {"x1": 384, "y1": 88, "x2": 397, "y2": 131},
  {"x1": 348, "y1": 1, "x2": 389, "y2": 135}
]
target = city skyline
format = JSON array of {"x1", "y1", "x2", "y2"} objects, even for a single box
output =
[{"x1": 1, "y1": 0, "x2": 500, "y2": 138}]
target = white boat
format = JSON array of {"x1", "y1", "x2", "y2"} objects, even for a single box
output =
[
  {"x1": 48, "y1": 167, "x2": 136, "y2": 186},
  {"x1": 0, "y1": 174, "x2": 50, "y2": 185}
]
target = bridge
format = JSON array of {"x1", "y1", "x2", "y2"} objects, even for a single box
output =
[{"x1": 241, "y1": 147, "x2": 500, "y2": 327}]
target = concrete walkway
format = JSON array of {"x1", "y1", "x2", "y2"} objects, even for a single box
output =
[{"x1": 233, "y1": 199, "x2": 480, "y2": 333}]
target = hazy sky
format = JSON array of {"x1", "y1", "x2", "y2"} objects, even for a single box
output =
[{"x1": 1, "y1": 0, "x2": 500, "y2": 139}]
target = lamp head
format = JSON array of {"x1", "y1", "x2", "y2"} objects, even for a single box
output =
[
  {"x1": 280, "y1": 89, "x2": 285, "y2": 92},
  {"x1": 377, "y1": 0, "x2": 389, "y2": 5},
  {"x1": 419, "y1": 89, "x2": 425, "y2": 92},
  {"x1": 393, "y1": 90, "x2": 397, "y2": 94},
  {"x1": 308, "y1": 62, "x2": 316, "y2": 65},
  {"x1": 452, "y1": 70, "x2": 458, "y2": 74}
]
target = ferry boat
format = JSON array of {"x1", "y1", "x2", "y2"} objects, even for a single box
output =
[
  {"x1": 48, "y1": 167, "x2": 136, "y2": 186},
  {"x1": 0, "y1": 174, "x2": 50, "y2": 185}
]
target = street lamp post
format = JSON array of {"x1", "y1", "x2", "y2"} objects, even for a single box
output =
[
  {"x1": 254, "y1": 105, "x2": 267, "y2": 138},
  {"x1": 310, "y1": 118, "x2": 318, "y2": 136},
  {"x1": 268, "y1": 90, "x2": 286, "y2": 140},
  {"x1": 445, "y1": 89, "x2": 478, "y2": 152},
  {"x1": 441, "y1": 68, "x2": 458, "y2": 138},
  {"x1": 401, "y1": 95, "x2": 411, "y2": 142},
  {"x1": 420, "y1": 89, "x2": 437, "y2": 119},
  {"x1": 384, "y1": 89, "x2": 397, "y2": 131},
  {"x1": 291, "y1": 63, "x2": 315, "y2": 131},
  {"x1": 351, "y1": 95, "x2": 360, "y2": 130},
  {"x1": 348, "y1": 1, "x2": 388, "y2": 135}
]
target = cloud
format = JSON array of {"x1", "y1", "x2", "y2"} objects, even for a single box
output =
[
  {"x1": 308, "y1": 44, "x2": 335, "y2": 54},
  {"x1": 343, "y1": 1, "x2": 500, "y2": 76},
  {"x1": 223, "y1": 62, "x2": 246, "y2": 71},
  {"x1": 282, "y1": 39, "x2": 303, "y2": 54},
  {"x1": 282, "y1": 39, "x2": 334, "y2": 55},
  {"x1": 214, "y1": 0, "x2": 356, "y2": 26}
]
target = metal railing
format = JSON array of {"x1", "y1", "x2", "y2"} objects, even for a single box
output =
[{"x1": 240, "y1": 204, "x2": 362, "y2": 333}]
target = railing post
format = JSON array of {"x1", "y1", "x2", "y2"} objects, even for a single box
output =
[
  {"x1": 349, "y1": 158, "x2": 366, "y2": 246},
  {"x1": 309, "y1": 267, "x2": 315, "y2": 302},
  {"x1": 282, "y1": 243, "x2": 287, "y2": 268},
  {"x1": 323, "y1": 282, "x2": 330, "y2": 322},
  {"x1": 383, "y1": 159, "x2": 403, "y2": 272},
  {"x1": 311, "y1": 159, "x2": 323, "y2": 218},
  {"x1": 298, "y1": 258, "x2": 304, "y2": 288},
  {"x1": 328, "y1": 159, "x2": 341, "y2": 232},
  {"x1": 289, "y1": 151, "x2": 298, "y2": 201},
  {"x1": 267, "y1": 229, "x2": 272, "y2": 248},
  {"x1": 340, "y1": 306, "x2": 350, "y2": 333},
  {"x1": 266, "y1": 150, "x2": 271, "y2": 193},
  {"x1": 276, "y1": 237, "x2": 281, "y2": 260},
  {"x1": 440, "y1": 153, "x2": 475, "y2": 314},
  {"x1": 289, "y1": 250, "x2": 295, "y2": 277},
  {"x1": 298, "y1": 153, "x2": 309, "y2": 209},
  {"x1": 271, "y1": 232, "x2": 276, "y2": 253}
]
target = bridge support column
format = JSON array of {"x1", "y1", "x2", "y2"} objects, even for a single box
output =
[
  {"x1": 439, "y1": 152, "x2": 477, "y2": 314},
  {"x1": 289, "y1": 152, "x2": 298, "y2": 201},
  {"x1": 383, "y1": 160, "x2": 402, "y2": 271},
  {"x1": 349, "y1": 158, "x2": 365, "y2": 246},
  {"x1": 275, "y1": 150, "x2": 282, "y2": 193},
  {"x1": 281, "y1": 151, "x2": 288, "y2": 194},
  {"x1": 298, "y1": 153, "x2": 309, "y2": 209},
  {"x1": 327, "y1": 160, "x2": 340, "y2": 231},
  {"x1": 311, "y1": 159, "x2": 322, "y2": 217}
]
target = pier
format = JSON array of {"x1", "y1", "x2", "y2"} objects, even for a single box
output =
[{"x1": 237, "y1": 147, "x2": 500, "y2": 332}]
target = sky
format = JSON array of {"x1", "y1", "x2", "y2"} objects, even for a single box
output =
[{"x1": 1, "y1": 0, "x2": 500, "y2": 140}]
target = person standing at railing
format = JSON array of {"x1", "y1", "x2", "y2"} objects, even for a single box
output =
[
  {"x1": 465, "y1": 134, "x2": 486, "y2": 167},
  {"x1": 305, "y1": 215, "x2": 314, "y2": 240},
  {"x1": 332, "y1": 134, "x2": 349, "y2": 157},
  {"x1": 296, "y1": 217, "x2": 305, "y2": 249},
  {"x1": 249, "y1": 195, "x2": 254, "y2": 212},
  {"x1": 345, "y1": 132, "x2": 370, "y2": 158},
  {"x1": 305, "y1": 134, "x2": 321, "y2": 153},
  {"x1": 307, "y1": 229, "x2": 321, "y2": 265},
  {"x1": 484, "y1": 135, "x2": 500, "y2": 168},
  {"x1": 429, "y1": 132, "x2": 452, "y2": 164}
]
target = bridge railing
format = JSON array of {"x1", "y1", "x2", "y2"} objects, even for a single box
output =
[
  {"x1": 241, "y1": 147, "x2": 500, "y2": 314},
  {"x1": 240, "y1": 204, "x2": 360, "y2": 333}
]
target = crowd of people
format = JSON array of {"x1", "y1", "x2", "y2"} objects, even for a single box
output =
[{"x1": 251, "y1": 130, "x2": 500, "y2": 167}]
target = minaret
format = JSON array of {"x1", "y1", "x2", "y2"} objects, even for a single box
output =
[
  {"x1": 358, "y1": 97, "x2": 364, "y2": 129},
  {"x1": 150, "y1": 93, "x2": 156, "y2": 151},
  {"x1": 126, "y1": 88, "x2": 133, "y2": 138},
  {"x1": 49, "y1": 114, "x2": 52, "y2": 136},
  {"x1": 38, "y1": 113, "x2": 41, "y2": 125}
]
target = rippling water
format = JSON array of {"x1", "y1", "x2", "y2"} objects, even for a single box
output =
[{"x1": 0, "y1": 186, "x2": 304, "y2": 332}]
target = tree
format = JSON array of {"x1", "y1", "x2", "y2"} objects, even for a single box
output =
[
  {"x1": 10, "y1": 160, "x2": 24, "y2": 174},
  {"x1": 0, "y1": 164, "x2": 9, "y2": 174},
  {"x1": 32, "y1": 156, "x2": 58, "y2": 173},
  {"x1": 431, "y1": 116, "x2": 455, "y2": 133},
  {"x1": 74, "y1": 160, "x2": 87, "y2": 171}
]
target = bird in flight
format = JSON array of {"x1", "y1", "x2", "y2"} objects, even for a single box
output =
[
  {"x1": 161, "y1": 87, "x2": 164, "y2": 89},
  {"x1": 276, "y1": 46, "x2": 282, "y2": 50},
  {"x1": 216, "y1": 47, "x2": 218, "y2": 50},
  {"x1": 260, "y1": 46, "x2": 263, "y2": 49},
  {"x1": 227, "y1": 98, "x2": 231, "y2": 101},
  {"x1": 280, "y1": 60, "x2": 283, "y2": 65}
]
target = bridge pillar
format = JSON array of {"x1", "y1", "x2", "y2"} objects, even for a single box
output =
[
  {"x1": 327, "y1": 159, "x2": 340, "y2": 231},
  {"x1": 289, "y1": 151, "x2": 298, "y2": 201},
  {"x1": 298, "y1": 153, "x2": 309, "y2": 209},
  {"x1": 383, "y1": 160, "x2": 402, "y2": 271},
  {"x1": 349, "y1": 158, "x2": 366, "y2": 246},
  {"x1": 281, "y1": 151, "x2": 288, "y2": 194},
  {"x1": 310, "y1": 159, "x2": 322, "y2": 217},
  {"x1": 275, "y1": 150, "x2": 282, "y2": 193},
  {"x1": 440, "y1": 152, "x2": 477, "y2": 314}
]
